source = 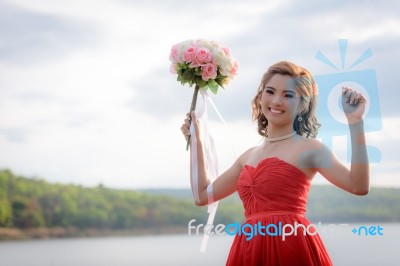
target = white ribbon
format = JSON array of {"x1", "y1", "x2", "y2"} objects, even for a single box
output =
[{"x1": 189, "y1": 89, "x2": 229, "y2": 252}]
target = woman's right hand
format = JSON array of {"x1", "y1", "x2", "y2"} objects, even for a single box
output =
[
  {"x1": 180, "y1": 112, "x2": 200, "y2": 143},
  {"x1": 180, "y1": 112, "x2": 192, "y2": 142}
]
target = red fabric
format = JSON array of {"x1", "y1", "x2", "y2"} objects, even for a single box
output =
[{"x1": 226, "y1": 157, "x2": 333, "y2": 266}]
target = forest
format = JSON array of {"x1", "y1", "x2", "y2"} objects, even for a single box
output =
[{"x1": 1, "y1": 169, "x2": 399, "y2": 240}]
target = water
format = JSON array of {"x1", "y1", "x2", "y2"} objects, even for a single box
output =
[{"x1": 0, "y1": 223, "x2": 399, "y2": 266}]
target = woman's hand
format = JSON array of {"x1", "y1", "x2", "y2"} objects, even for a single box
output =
[
  {"x1": 342, "y1": 86, "x2": 367, "y2": 124},
  {"x1": 180, "y1": 112, "x2": 200, "y2": 143},
  {"x1": 180, "y1": 113, "x2": 191, "y2": 142}
]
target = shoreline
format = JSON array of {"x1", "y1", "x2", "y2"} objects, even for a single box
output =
[{"x1": 0, "y1": 226, "x2": 188, "y2": 241}]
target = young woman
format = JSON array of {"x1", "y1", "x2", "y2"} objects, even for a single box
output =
[{"x1": 180, "y1": 61, "x2": 369, "y2": 265}]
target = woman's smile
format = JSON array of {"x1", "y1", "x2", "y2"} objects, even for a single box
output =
[{"x1": 268, "y1": 107, "x2": 285, "y2": 114}]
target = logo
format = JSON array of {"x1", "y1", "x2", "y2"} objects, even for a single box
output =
[
  {"x1": 314, "y1": 39, "x2": 382, "y2": 163},
  {"x1": 352, "y1": 225, "x2": 384, "y2": 236},
  {"x1": 188, "y1": 219, "x2": 349, "y2": 241}
]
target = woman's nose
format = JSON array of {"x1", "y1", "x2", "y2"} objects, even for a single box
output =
[{"x1": 271, "y1": 95, "x2": 283, "y2": 106}]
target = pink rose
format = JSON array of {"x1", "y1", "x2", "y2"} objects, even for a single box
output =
[
  {"x1": 222, "y1": 47, "x2": 231, "y2": 57},
  {"x1": 201, "y1": 63, "x2": 217, "y2": 81},
  {"x1": 183, "y1": 46, "x2": 197, "y2": 63},
  {"x1": 230, "y1": 60, "x2": 238, "y2": 76},
  {"x1": 194, "y1": 48, "x2": 212, "y2": 66}
]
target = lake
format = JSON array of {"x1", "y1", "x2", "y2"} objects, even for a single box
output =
[{"x1": 0, "y1": 223, "x2": 399, "y2": 266}]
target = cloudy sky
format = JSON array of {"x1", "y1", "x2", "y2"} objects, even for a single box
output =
[{"x1": 0, "y1": 0, "x2": 399, "y2": 190}]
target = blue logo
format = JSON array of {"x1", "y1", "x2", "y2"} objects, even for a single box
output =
[
  {"x1": 352, "y1": 225, "x2": 384, "y2": 236},
  {"x1": 314, "y1": 39, "x2": 382, "y2": 163}
]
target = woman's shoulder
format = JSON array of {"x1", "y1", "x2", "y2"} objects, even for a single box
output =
[
  {"x1": 294, "y1": 135, "x2": 332, "y2": 166},
  {"x1": 236, "y1": 145, "x2": 261, "y2": 167},
  {"x1": 295, "y1": 135, "x2": 324, "y2": 149}
]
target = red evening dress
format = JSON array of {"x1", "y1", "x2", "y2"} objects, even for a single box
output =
[{"x1": 226, "y1": 157, "x2": 333, "y2": 266}]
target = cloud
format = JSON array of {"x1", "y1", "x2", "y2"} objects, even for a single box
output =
[
  {"x1": 0, "y1": 0, "x2": 399, "y2": 189},
  {"x1": 128, "y1": 66, "x2": 254, "y2": 122},
  {"x1": 129, "y1": 68, "x2": 193, "y2": 119},
  {"x1": 0, "y1": 127, "x2": 29, "y2": 143},
  {"x1": 129, "y1": 0, "x2": 400, "y2": 123},
  {"x1": 0, "y1": 1, "x2": 100, "y2": 65}
]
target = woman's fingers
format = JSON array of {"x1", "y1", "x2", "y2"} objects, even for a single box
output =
[
  {"x1": 342, "y1": 86, "x2": 365, "y2": 105},
  {"x1": 181, "y1": 112, "x2": 195, "y2": 137},
  {"x1": 349, "y1": 91, "x2": 358, "y2": 105},
  {"x1": 343, "y1": 87, "x2": 353, "y2": 103},
  {"x1": 341, "y1": 86, "x2": 367, "y2": 124},
  {"x1": 181, "y1": 124, "x2": 190, "y2": 137},
  {"x1": 352, "y1": 93, "x2": 362, "y2": 104},
  {"x1": 181, "y1": 113, "x2": 191, "y2": 139},
  {"x1": 181, "y1": 124, "x2": 190, "y2": 135},
  {"x1": 180, "y1": 111, "x2": 201, "y2": 140},
  {"x1": 184, "y1": 117, "x2": 190, "y2": 127}
]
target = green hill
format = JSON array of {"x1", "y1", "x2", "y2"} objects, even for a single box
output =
[
  {"x1": 141, "y1": 185, "x2": 400, "y2": 223},
  {"x1": 0, "y1": 169, "x2": 399, "y2": 240}
]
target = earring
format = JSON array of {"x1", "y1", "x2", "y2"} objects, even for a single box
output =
[{"x1": 297, "y1": 115, "x2": 303, "y2": 122}]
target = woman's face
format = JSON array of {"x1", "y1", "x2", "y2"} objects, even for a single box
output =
[{"x1": 259, "y1": 74, "x2": 302, "y2": 126}]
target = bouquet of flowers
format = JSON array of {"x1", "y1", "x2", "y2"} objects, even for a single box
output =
[
  {"x1": 169, "y1": 39, "x2": 238, "y2": 94},
  {"x1": 169, "y1": 39, "x2": 238, "y2": 149}
]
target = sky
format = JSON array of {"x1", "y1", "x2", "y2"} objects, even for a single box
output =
[{"x1": 0, "y1": 0, "x2": 399, "y2": 190}]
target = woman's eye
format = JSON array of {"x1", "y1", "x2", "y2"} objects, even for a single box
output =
[
  {"x1": 265, "y1": 89, "x2": 274, "y2": 94},
  {"x1": 285, "y1": 94, "x2": 294, "y2": 98}
]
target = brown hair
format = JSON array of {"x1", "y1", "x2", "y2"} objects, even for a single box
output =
[{"x1": 251, "y1": 61, "x2": 320, "y2": 138}]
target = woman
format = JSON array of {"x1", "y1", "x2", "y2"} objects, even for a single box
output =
[{"x1": 180, "y1": 61, "x2": 369, "y2": 265}]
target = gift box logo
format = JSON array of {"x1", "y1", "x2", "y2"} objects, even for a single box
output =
[{"x1": 314, "y1": 39, "x2": 381, "y2": 162}]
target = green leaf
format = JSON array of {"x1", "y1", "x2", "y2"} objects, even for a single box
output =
[
  {"x1": 196, "y1": 78, "x2": 207, "y2": 88},
  {"x1": 194, "y1": 67, "x2": 202, "y2": 76},
  {"x1": 215, "y1": 77, "x2": 223, "y2": 87},
  {"x1": 179, "y1": 63, "x2": 188, "y2": 70},
  {"x1": 182, "y1": 69, "x2": 194, "y2": 82},
  {"x1": 207, "y1": 80, "x2": 219, "y2": 94}
]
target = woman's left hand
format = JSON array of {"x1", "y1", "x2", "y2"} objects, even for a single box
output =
[{"x1": 342, "y1": 86, "x2": 367, "y2": 124}]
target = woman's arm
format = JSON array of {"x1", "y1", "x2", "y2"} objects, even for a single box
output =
[
  {"x1": 312, "y1": 87, "x2": 369, "y2": 195},
  {"x1": 181, "y1": 112, "x2": 244, "y2": 206},
  {"x1": 347, "y1": 120, "x2": 369, "y2": 193}
]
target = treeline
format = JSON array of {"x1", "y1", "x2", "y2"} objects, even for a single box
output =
[
  {"x1": 0, "y1": 169, "x2": 210, "y2": 231},
  {"x1": 0, "y1": 169, "x2": 399, "y2": 237},
  {"x1": 140, "y1": 186, "x2": 400, "y2": 223},
  {"x1": 307, "y1": 184, "x2": 400, "y2": 222}
]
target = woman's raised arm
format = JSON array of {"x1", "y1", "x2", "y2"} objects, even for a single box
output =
[
  {"x1": 181, "y1": 112, "x2": 244, "y2": 206},
  {"x1": 312, "y1": 87, "x2": 369, "y2": 195}
]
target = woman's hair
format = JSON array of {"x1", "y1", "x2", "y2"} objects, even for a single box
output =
[{"x1": 251, "y1": 61, "x2": 320, "y2": 138}]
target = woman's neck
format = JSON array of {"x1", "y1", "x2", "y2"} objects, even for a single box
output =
[{"x1": 266, "y1": 125, "x2": 295, "y2": 139}]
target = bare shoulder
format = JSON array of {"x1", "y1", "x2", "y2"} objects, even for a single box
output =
[
  {"x1": 294, "y1": 136, "x2": 330, "y2": 169},
  {"x1": 235, "y1": 145, "x2": 260, "y2": 168},
  {"x1": 303, "y1": 137, "x2": 324, "y2": 150}
]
